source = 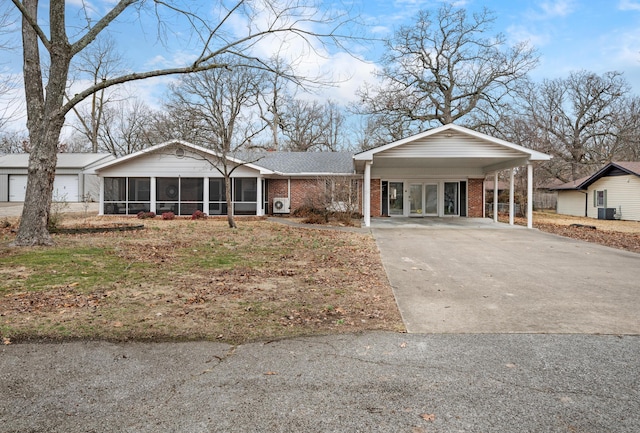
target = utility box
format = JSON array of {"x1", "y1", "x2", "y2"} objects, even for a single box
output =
[{"x1": 598, "y1": 208, "x2": 616, "y2": 220}]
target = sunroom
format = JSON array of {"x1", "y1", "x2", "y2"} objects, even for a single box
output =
[{"x1": 93, "y1": 141, "x2": 271, "y2": 217}]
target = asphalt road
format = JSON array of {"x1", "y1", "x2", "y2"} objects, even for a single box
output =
[{"x1": 2, "y1": 332, "x2": 639, "y2": 433}]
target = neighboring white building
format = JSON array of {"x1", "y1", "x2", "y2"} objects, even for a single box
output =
[
  {"x1": 552, "y1": 162, "x2": 640, "y2": 221},
  {"x1": 0, "y1": 153, "x2": 114, "y2": 202}
]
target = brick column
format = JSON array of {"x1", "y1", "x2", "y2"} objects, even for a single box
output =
[
  {"x1": 370, "y1": 178, "x2": 381, "y2": 217},
  {"x1": 467, "y1": 178, "x2": 484, "y2": 217}
]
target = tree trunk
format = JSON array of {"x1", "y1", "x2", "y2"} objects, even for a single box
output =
[
  {"x1": 12, "y1": 0, "x2": 71, "y2": 246},
  {"x1": 225, "y1": 174, "x2": 236, "y2": 228},
  {"x1": 12, "y1": 119, "x2": 63, "y2": 246}
]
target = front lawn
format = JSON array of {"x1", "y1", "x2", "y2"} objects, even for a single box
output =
[{"x1": 0, "y1": 216, "x2": 404, "y2": 344}]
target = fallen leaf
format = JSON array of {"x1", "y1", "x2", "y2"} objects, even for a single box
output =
[
  {"x1": 420, "y1": 413, "x2": 435, "y2": 422},
  {"x1": 2, "y1": 337, "x2": 11, "y2": 345},
  {"x1": 264, "y1": 371, "x2": 278, "y2": 375},
  {"x1": 400, "y1": 342, "x2": 407, "y2": 348}
]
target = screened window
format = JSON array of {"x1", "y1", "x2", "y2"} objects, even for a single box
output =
[
  {"x1": 104, "y1": 177, "x2": 150, "y2": 215},
  {"x1": 156, "y1": 177, "x2": 203, "y2": 216}
]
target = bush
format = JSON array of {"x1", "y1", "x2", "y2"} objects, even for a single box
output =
[
  {"x1": 137, "y1": 211, "x2": 156, "y2": 219},
  {"x1": 292, "y1": 205, "x2": 327, "y2": 218},
  {"x1": 191, "y1": 210, "x2": 207, "y2": 220},
  {"x1": 161, "y1": 211, "x2": 175, "y2": 220},
  {"x1": 302, "y1": 213, "x2": 329, "y2": 224}
]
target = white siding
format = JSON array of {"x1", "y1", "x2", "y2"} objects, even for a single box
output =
[
  {"x1": 586, "y1": 175, "x2": 640, "y2": 221},
  {"x1": 556, "y1": 191, "x2": 586, "y2": 217},
  {"x1": 97, "y1": 148, "x2": 259, "y2": 178},
  {"x1": 378, "y1": 131, "x2": 526, "y2": 159}
]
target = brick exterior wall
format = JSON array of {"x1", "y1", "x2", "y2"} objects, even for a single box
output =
[
  {"x1": 467, "y1": 178, "x2": 484, "y2": 217},
  {"x1": 266, "y1": 178, "x2": 364, "y2": 215},
  {"x1": 370, "y1": 178, "x2": 381, "y2": 217}
]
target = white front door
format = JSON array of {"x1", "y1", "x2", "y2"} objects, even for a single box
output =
[
  {"x1": 425, "y1": 183, "x2": 438, "y2": 216},
  {"x1": 444, "y1": 181, "x2": 459, "y2": 216},
  {"x1": 409, "y1": 183, "x2": 423, "y2": 216}
]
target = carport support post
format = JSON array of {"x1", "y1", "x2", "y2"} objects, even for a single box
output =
[
  {"x1": 509, "y1": 169, "x2": 515, "y2": 226},
  {"x1": 527, "y1": 163, "x2": 533, "y2": 229},
  {"x1": 363, "y1": 161, "x2": 371, "y2": 227},
  {"x1": 493, "y1": 172, "x2": 498, "y2": 223}
]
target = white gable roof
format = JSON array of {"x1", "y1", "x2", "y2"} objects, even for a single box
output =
[
  {"x1": 92, "y1": 140, "x2": 274, "y2": 175},
  {"x1": 354, "y1": 124, "x2": 550, "y2": 162}
]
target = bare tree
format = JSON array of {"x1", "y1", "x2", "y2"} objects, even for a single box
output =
[
  {"x1": 98, "y1": 98, "x2": 156, "y2": 156},
  {"x1": 68, "y1": 34, "x2": 126, "y2": 153},
  {"x1": 356, "y1": 3, "x2": 538, "y2": 131},
  {"x1": 0, "y1": 5, "x2": 21, "y2": 137},
  {"x1": 8, "y1": 0, "x2": 353, "y2": 245},
  {"x1": 523, "y1": 70, "x2": 630, "y2": 182},
  {"x1": 164, "y1": 58, "x2": 268, "y2": 228},
  {"x1": 280, "y1": 98, "x2": 347, "y2": 151}
]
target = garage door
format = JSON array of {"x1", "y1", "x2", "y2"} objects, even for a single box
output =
[
  {"x1": 9, "y1": 175, "x2": 79, "y2": 202},
  {"x1": 53, "y1": 175, "x2": 79, "y2": 202},
  {"x1": 8, "y1": 175, "x2": 27, "y2": 202}
]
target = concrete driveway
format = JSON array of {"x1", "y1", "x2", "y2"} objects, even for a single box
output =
[{"x1": 372, "y1": 219, "x2": 640, "y2": 334}]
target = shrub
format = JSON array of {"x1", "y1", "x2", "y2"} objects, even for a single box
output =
[
  {"x1": 191, "y1": 210, "x2": 207, "y2": 220},
  {"x1": 137, "y1": 211, "x2": 156, "y2": 219},
  {"x1": 161, "y1": 211, "x2": 175, "y2": 220},
  {"x1": 302, "y1": 213, "x2": 328, "y2": 224}
]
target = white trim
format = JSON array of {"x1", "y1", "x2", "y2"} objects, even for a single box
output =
[
  {"x1": 493, "y1": 172, "x2": 499, "y2": 223},
  {"x1": 527, "y1": 163, "x2": 533, "y2": 229},
  {"x1": 509, "y1": 169, "x2": 515, "y2": 226},
  {"x1": 364, "y1": 162, "x2": 371, "y2": 227}
]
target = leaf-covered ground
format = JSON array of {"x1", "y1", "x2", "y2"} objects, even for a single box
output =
[
  {"x1": 510, "y1": 212, "x2": 640, "y2": 254},
  {"x1": 0, "y1": 217, "x2": 404, "y2": 344}
]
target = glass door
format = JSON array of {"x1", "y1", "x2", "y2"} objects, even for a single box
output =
[
  {"x1": 444, "y1": 182, "x2": 459, "y2": 216},
  {"x1": 409, "y1": 183, "x2": 423, "y2": 216},
  {"x1": 425, "y1": 184, "x2": 438, "y2": 215},
  {"x1": 388, "y1": 182, "x2": 404, "y2": 215}
]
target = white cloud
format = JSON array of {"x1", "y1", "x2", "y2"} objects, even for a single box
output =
[
  {"x1": 619, "y1": 0, "x2": 640, "y2": 11},
  {"x1": 539, "y1": 0, "x2": 576, "y2": 18},
  {"x1": 506, "y1": 24, "x2": 551, "y2": 47}
]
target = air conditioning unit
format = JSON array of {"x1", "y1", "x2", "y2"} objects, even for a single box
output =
[{"x1": 273, "y1": 197, "x2": 290, "y2": 214}]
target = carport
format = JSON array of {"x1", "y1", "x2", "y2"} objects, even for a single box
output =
[{"x1": 354, "y1": 124, "x2": 551, "y2": 228}]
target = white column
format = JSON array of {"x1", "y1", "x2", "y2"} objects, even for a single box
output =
[
  {"x1": 150, "y1": 177, "x2": 156, "y2": 215},
  {"x1": 203, "y1": 177, "x2": 209, "y2": 215},
  {"x1": 527, "y1": 163, "x2": 533, "y2": 229},
  {"x1": 98, "y1": 177, "x2": 104, "y2": 216},
  {"x1": 256, "y1": 176, "x2": 263, "y2": 216},
  {"x1": 493, "y1": 171, "x2": 499, "y2": 223},
  {"x1": 509, "y1": 168, "x2": 515, "y2": 226},
  {"x1": 364, "y1": 161, "x2": 372, "y2": 227}
]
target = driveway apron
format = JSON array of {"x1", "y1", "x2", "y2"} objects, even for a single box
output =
[{"x1": 372, "y1": 221, "x2": 640, "y2": 334}]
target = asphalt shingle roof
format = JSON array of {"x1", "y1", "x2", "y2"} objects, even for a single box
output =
[{"x1": 239, "y1": 151, "x2": 355, "y2": 175}]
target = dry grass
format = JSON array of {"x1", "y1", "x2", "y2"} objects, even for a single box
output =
[
  {"x1": 504, "y1": 211, "x2": 640, "y2": 254},
  {"x1": 0, "y1": 215, "x2": 404, "y2": 344}
]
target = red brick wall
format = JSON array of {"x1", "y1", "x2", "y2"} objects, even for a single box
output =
[
  {"x1": 370, "y1": 178, "x2": 381, "y2": 217},
  {"x1": 467, "y1": 178, "x2": 484, "y2": 217},
  {"x1": 266, "y1": 178, "x2": 365, "y2": 215},
  {"x1": 267, "y1": 179, "x2": 289, "y2": 214}
]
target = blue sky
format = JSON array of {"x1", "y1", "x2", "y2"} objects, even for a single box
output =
[
  {"x1": 2, "y1": 0, "x2": 640, "y2": 134},
  {"x1": 357, "y1": 0, "x2": 640, "y2": 89}
]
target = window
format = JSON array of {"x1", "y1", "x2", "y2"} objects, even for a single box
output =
[
  {"x1": 234, "y1": 178, "x2": 257, "y2": 215},
  {"x1": 104, "y1": 177, "x2": 151, "y2": 215},
  {"x1": 325, "y1": 178, "x2": 359, "y2": 211},
  {"x1": 594, "y1": 190, "x2": 606, "y2": 208},
  {"x1": 156, "y1": 177, "x2": 203, "y2": 216}
]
